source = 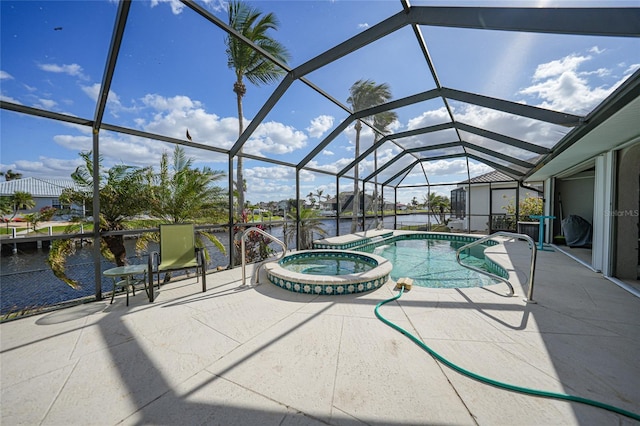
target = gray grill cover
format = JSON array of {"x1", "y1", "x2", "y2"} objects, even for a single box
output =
[{"x1": 561, "y1": 215, "x2": 592, "y2": 248}]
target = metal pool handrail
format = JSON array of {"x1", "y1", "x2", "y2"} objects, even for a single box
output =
[
  {"x1": 455, "y1": 231, "x2": 538, "y2": 303},
  {"x1": 241, "y1": 227, "x2": 287, "y2": 286}
]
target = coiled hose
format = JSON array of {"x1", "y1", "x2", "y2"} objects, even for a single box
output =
[{"x1": 374, "y1": 288, "x2": 640, "y2": 422}]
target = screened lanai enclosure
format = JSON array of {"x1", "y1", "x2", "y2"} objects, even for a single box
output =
[{"x1": 1, "y1": 1, "x2": 639, "y2": 310}]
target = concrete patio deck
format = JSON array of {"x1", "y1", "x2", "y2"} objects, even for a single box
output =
[{"x1": 1, "y1": 238, "x2": 639, "y2": 425}]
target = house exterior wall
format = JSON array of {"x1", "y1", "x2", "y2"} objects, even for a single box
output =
[
  {"x1": 459, "y1": 181, "x2": 522, "y2": 233},
  {"x1": 467, "y1": 185, "x2": 489, "y2": 232},
  {"x1": 615, "y1": 143, "x2": 640, "y2": 279}
]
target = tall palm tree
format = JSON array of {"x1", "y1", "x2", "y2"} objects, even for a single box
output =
[
  {"x1": 314, "y1": 189, "x2": 324, "y2": 210},
  {"x1": 372, "y1": 110, "x2": 397, "y2": 227},
  {"x1": 48, "y1": 152, "x2": 151, "y2": 288},
  {"x1": 347, "y1": 79, "x2": 394, "y2": 232},
  {"x1": 307, "y1": 191, "x2": 316, "y2": 208},
  {"x1": 225, "y1": 0, "x2": 290, "y2": 219}
]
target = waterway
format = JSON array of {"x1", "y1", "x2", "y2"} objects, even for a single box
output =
[{"x1": 0, "y1": 214, "x2": 445, "y2": 315}]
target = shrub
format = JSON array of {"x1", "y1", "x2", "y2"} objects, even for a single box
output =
[{"x1": 503, "y1": 194, "x2": 543, "y2": 221}]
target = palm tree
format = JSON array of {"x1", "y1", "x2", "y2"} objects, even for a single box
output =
[
  {"x1": 48, "y1": 152, "x2": 151, "y2": 288},
  {"x1": 372, "y1": 110, "x2": 397, "y2": 227},
  {"x1": 314, "y1": 189, "x2": 324, "y2": 210},
  {"x1": 0, "y1": 197, "x2": 12, "y2": 229},
  {"x1": 225, "y1": 0, "x2": 290, "y2": 219},
  {"x1": 424, "y1": 193, "x2": 451, "y2": 224},
  {"x1": 284, "y1": 207, "x2": 328, "y2": 250},
  {"x1": 9, "y1": 191, "x2": 35, "y2": 221},
  {"x1": 1, "y1": 169, "x2": 23, "y2": 181},
  {"x1": 142, "y1": 145, "x2": 227, "y2": 268},
  {"x1": 307, "y1": 191, "x2": 316, "y2": 208},
  {"x1": 347, "y1": 79, "x2": 394, "y2": 232},
  {"x1": 149, "y1": 146, "x2": 226, "y2": 223}
]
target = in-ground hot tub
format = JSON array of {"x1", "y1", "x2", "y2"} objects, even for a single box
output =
[{"x1": 263, "y1": 250, "x2": 392, "y2": 295}]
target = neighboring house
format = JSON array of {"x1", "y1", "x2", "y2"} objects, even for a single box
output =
[
  {"x1": 450, "y1": 171, "x2": 543, "y2": 233},
  {"x1": 319, "y1": 197, "x2": 337, "y2": 212},
  {"x1": 337, "y1": 191, "x2": 378, "y2": 213},
  {"x1": 276, "y1": 200, "x2": 291, "y2": 215},
  {"x1": 0, "y1": 177, "x2": 83, "y2": 219}
]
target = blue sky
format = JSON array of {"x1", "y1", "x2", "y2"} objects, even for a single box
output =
[{"x1": 1, "y1": 0, "x2": 639, "y2": 204}]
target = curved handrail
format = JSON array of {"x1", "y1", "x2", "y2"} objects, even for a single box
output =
[
  {"x1": 455, "y1": 231, "x2": 537, "y2": 303},
  {"x1": 241, "y1": 227, "x2": 287, "y2": 286}
]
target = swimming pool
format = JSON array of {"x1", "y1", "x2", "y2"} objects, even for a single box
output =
[
  {"x1": 266, "y1": 232, "x2": 507, "y2": 295},
  {"x1": 314, "y1": 231, "x2": 508, "y2": 290},
  {"x1": 368, "y1": 238, "x2": 498, "y2": 288}
]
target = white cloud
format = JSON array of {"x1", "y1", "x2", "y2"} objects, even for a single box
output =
[
  {"x1": 202, "y1": 0, "x2": 226, "y2": 13},
  {"x1": 243, "y1": 166, "x2": 300, "y2": 202},
  {"x1": 246, "y1": 121, "x2": 307, "y2": 155},
  {"x1": 141, "y1": 94, "x2": 202, "y2": 111},
  {"x1": 582, "y1": 68, "x2": 610, "y2": 78},
  {"x1": 322, "y1": 150, "x2": 334, "y2": 156},
  {"x1": 0, "y1": 94, "x2": 21, "y2": 104},
  {"x1": 518, "y1": 50, "x2": 627, "y2": 114},
  {"x1": 358, "y1": 23, "x2": 369, "y2": 29},
  {"x1": 12, "y1": 157, "x2": 84, "y2": 179},
  {"x1": 38, "y1": 63, "x2": 87, "y2": 80},
  {"x1": 0, "y1": 70, "x2": 14, "y2": 80},
  {"x1": 36, "y1": 99, "x2": 57, "y2": 109},
  {"x1": 531, "y1": 54, "x2": 591, "y2": 81},
  {"x1": 406, "y1": 107, "x2": 449, "y2": 130},
  {"x1": 306, "y1": 115, "x2": 334, "y2": 138},
  {"x1": 624, "y1": 63, "x2": 640, "y2": 75},
  {"x1": 140, "y1": 99, "x2": 236, "y2": 153},
  {"x1": 245, "y1": 165, "x2": 293, "y2": 181},
  {"x1": 82, "y1": 83, "x2": 136, "y2": 118},
  {"x1": 128, "y1": 94, "x2": 234, "y2": 164},
  {"x1": 305, "y1": 157, "x2": 351, "y2": 175},
  {"x1": 53, "y1": 134, "x2": 93, "y2": 152},
  {"x1": 150, "y1": 0, "x2": 185, "y2": 15},
  {"x1": 81, "y1": 83, "x2": 122, "y2": 106},
  {"x1": 520, "y1": 66, "x2": 611, "y2": 114}
]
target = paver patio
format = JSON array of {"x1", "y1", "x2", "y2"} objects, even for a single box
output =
[{"x1": 1, "y1": 238, "x2": 639, "y2": 425}]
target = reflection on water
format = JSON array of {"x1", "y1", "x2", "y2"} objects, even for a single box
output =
[{"x1": 0, "y1": 215, "x2": 436, "y2": 315}]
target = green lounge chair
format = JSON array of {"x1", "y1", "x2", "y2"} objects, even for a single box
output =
[{"x1": 148, "y1": 224, "x2": 207, "y2": 301}]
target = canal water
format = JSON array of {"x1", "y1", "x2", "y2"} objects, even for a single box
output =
[{"x1": 0, "y1": 214, "x2": 442, "y2": 315}]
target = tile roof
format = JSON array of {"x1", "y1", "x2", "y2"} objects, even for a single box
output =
[
  {"x1": 459, "y1": 171, "x2": 515, "y2": 184},
  {"x1": 0, "y1": 177, "x2": 80, "y2": 197}
]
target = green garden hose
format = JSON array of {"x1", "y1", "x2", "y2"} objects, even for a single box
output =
[{"x1": 374, "y1": 288, "x2": 640, "y2": 422}]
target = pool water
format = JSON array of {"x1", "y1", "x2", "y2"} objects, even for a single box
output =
[
  {"x1": 281, "y1": 256, "x2": 375, "y2": 275},
  {"x1": 369, "y1": 239, "x2": 498, "y2": 288}
]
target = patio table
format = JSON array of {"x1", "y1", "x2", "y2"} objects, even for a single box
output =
[{"x1": 103, "y1": 264, "x2": 149, "y2": 306}]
